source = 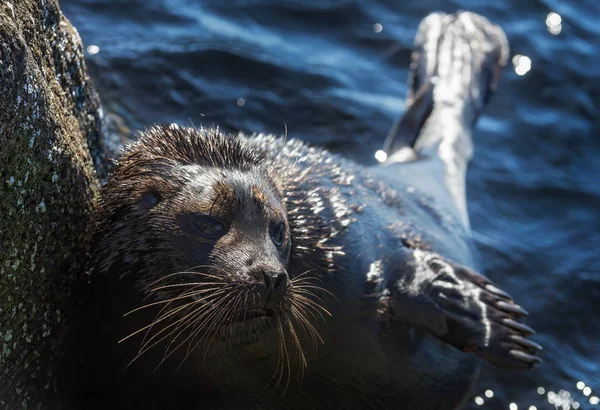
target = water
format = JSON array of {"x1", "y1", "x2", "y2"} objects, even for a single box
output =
[{"x1": 60, "y1": 0, "x2": 600, "y2": 408}]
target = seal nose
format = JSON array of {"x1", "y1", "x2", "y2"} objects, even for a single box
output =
[{"x1": 262, "y1": 271, "x2": 288, "y2": 299}]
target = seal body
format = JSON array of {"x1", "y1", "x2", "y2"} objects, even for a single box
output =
[{"x1": 73, "y1": 12, "x2": 541, "y2": 410}]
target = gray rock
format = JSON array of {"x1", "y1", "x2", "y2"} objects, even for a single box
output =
[{"x1": 0, "y1": 0, "x2": 104, "y2": 407}]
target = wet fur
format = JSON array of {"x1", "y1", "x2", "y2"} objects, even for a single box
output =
[{"x1": 74, "y1": 124, "x2": 477, "y2": 410}]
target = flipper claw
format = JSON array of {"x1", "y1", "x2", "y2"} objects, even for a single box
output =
[
  {"x1": 485, "y1": 284, "x2": 512, "y2": 300},
  {"x1": 502, "y1": 318, "x2": 536, "y2": 336},
  {"x1": 509, "y1": 350, "x2": 543, "y2": 366},
  {"x1": 496, "y1": 300, "x2": 529, "y2": 316},
  {"x1": 413, "y1": 252, "x2": 541, "y2": 370}
]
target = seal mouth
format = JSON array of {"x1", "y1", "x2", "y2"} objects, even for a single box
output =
[
  {"x1": 188, "y1": 294, "x2": 286, "y2": 321},
  {"x1": 228, "y1": 309, "x2": 268, "y2": 323},
  {"x1": 122, "y1": 270, "x2": 328, "y2": 372},
  {"x1": 218, "y1": 312, "x2": 279, "y2": 348}
]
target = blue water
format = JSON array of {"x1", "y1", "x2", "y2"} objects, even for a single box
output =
[{"x1": 61, "y1": 0, "x2": 600, "y2": 408}]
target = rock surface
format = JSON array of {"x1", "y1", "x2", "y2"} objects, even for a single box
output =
[{"x1": 0, "y1": 0, "x2": 103, "y2": 407}]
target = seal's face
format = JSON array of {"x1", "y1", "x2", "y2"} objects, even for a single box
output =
[
  {"x1": 95, "y1": 126, "x2": 322, "y2": 375},
  {"x1": 137, "y1": 165, "x2": 294, "y2": 350},
  {"x1": 151, "y1": 164, "x2": 293, "y2": 315}
]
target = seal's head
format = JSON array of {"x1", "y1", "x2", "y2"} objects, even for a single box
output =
[{"x1": 92, "y1": 125, "x2": 319, "y2": 371}]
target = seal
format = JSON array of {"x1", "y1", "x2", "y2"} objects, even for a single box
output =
[{"x1": 74, "y1": 12, "x2": 541, "y2": 410}]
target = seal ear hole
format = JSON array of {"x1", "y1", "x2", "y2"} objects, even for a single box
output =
[{"x1": 140, "y1": 190, "x2": 161, "y2": 209}]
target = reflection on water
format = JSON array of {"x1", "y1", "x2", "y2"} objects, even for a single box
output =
[
  {"x1": 471, "y1": 380, "x2": 600, "y2": 409},
  {"x1": 546, "y1": 12, "x2": 562, "y2": 36},
  {"x1": 86, "y1": 44, "x2": 100, "y2": 55},
  {"x1": 61, "y1": 0, "x2": 600, "y2": 408},
  {"x1": 374, "y1": 149, "x2": 387, "y2": 162},
  {"x1": 513, "y1": 54, "x2": 532, "y2": 76}
]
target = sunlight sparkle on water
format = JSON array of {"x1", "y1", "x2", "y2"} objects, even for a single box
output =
[
  {"x1": 546, "y1": 12, "x2": 562, "y2": 35},
  {"x1": 528, "y1": 406, "x2": 537, "y2": 410},
  {"x1": 512, "y1": 54, "x2": 531, "y2": 76},
  {"x1": 374, "y1": 150, "x2": 387, "y2": 162},
  {"x1": 373, "y1": 23, "x2": 383, "y2": 33},
  {"x1": 538, "y1": 387, "x2": 546, "y2": 395},
  {"x1": 509, "y1": 403, "x2": 518, "y2": 410},
  {"x1": 86, "y1": 44, "x2": 100, "y2": 55},
  {"x1": 542, "y1": 387, "x2": 598, "y2": 409},
  {"x1": 485, "y1": 390, "x2": 494, "y2": 398},
  {"x1": 474, "y1": 396, "x2": 484, "y2": 405},
  {"x1": 237, "y1": 98, "x2": 245, "y2": 107}
]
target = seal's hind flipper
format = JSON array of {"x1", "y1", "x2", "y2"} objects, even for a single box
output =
[
  {"x1": 387, "y1": 250, "x2": 542, "y2": 370},
  {"x1": 382, "y1": 11, "x2": 509, "y2": 161},
  {"x1": 382, "y1": 82, "x2": 433, "y2": 156}
]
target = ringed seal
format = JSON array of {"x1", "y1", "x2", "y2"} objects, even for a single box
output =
[{"x1": 75, "y1": 12, "x2": 541, "y2": 410}]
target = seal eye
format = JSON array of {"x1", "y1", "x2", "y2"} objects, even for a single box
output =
[
  {"x1": 271, "y1": 222, "x2": 286, "y2": 248},
  {"x1": 195, "y1": 216, "x2": 227, "y2": 239}
]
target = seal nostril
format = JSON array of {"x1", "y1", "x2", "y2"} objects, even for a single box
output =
[
  {"x1": 273, "y1": 272, "x2": 287, "y2": 292},
  {"x1": 262, "y1": 271, "x2": 287, "y2": 296},
  {"x1": 262, "y1": 271, "x2": 274, "y2": 290}
]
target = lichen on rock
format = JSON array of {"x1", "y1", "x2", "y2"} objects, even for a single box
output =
[{"x1": 0, "y1": 0, "x2": 104, "y2": 407}]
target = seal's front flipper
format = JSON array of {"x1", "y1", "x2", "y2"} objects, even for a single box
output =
[{"x1": 389, "y1": 251, "x2": 542, "y2": 370}]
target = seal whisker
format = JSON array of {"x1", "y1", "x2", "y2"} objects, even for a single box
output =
[
  {"x1": 293, "y1": 294, "x2": 332, "y2": 318},
  {"x1": 270, "y1": 319, "x2": 285, "y2": 392},
  {"x1": 285, "y1": 314, "x2": 307, "y2": 379},
  {"x1": 292, "y1": 290, "x2": 328, "y2": 308},
  {"x1": 124, "y1": 285, "x2": 225, "y2": 316},
  {"x1": 210, "y1": 290, "x2": 245, "y2": 350},
  {"x1": 149, "y1": 281, "x2": 231, "y2": 293},
  {"x1": 235, "y1": 288, "x2": 252, "y2": 347},
  {"x1": 169, "y1": 288, "x2": 241, "y2": 368},
  {"x1": 222, "y1": 290, "x2": 245, "y2": 348},
  {"x1": 173, "y1": 289, "x2": 240, "y2": 355},
  {"x1": 291, "y1": 297, "x2": 327, "y2": 324},
  {"x1": 252, "y1": 292, "x2": 261, "y2": 339},
  {"x1": 290, "y1": 275, "x2": 326, "y2": 288},
  {"x1": 289, "y1": 269, "x2": 316, "y2": 283},
  {"x1": 124, "y1": 295, "x2": 190, "y2": 349},
  {"x1": 162, "y1": 293, "x2": 231, "y2": 352},
  {"x1": 293, "y1": 284, "x2": 339, "y2": 303},
  {"x1": 291, "y1": 304, "x2": 324, "y2": 346},
  {"x1": 131, "y1": 298, "x2": 223, "y2": 365},
  {"x1": 147, "y1": 270, "x2": 226, "y2": 287},
  {"x1": 186, "y1": 290, "x2": 243, "y2": 366},
  {"x1": 150, "y1": 294, "x2": 235, "y2": 371},
  {"x1": 279, "y1": 318, "x2": 292, "y2": 395},
  {"x1": 128, "y1": 287, "x2": 235, "y2": 365},
  {"x1": 137, "y1": 294, "x2": 197, "y2": 352},
  {"x1": 122, "y1": 285, "x2": 234, "y2": 346},
  {"x1": 289, "y1": 305, "x2": 313, "y2": 345},
  {"x1": 237, "y1": 288, "x2": 254, "y2": 346},
  {"x1": 120, "y1": 302, "x2": 190, "y2": 345},
  {"x1": 144, "y1": 286, "x2": 233, "y2": 342}
]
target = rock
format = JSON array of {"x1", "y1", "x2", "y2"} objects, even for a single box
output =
[{"x1": 0, "y1": 0, "x2": 104, "y2": 407}]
